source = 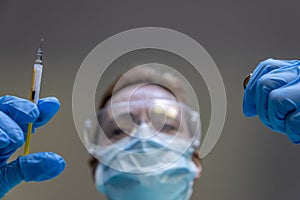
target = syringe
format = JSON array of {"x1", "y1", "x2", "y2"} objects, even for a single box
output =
[{"x1": 24, "y1": 38, "x2": 44, "y2": 155}]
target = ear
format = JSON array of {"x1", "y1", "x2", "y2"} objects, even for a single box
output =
[{"x1": 192, "y1": 151, "x2": 202, "y2": 179}]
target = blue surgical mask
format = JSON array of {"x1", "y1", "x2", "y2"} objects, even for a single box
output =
[{"x1": 95, "y1": 124, "x2": 199, "y2": 200}]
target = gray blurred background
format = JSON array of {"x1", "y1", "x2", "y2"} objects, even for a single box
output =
[{"x1": 1, "y1": 0, "x2": 300, "y2": 199}]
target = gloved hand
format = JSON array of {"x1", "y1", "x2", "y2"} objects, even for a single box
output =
[
  {"x1": 243, "y1": 58, "x2": 300, "y2": 143},
  {"x1": 0, "y1": 95, "x2": 65, "y2": 198}
]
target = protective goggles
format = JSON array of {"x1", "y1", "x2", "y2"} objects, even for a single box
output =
[{"x1": 83, "y1": 99, "x2": 201, "y2": 151}]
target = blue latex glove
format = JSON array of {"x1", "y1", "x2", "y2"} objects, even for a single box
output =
[
  {"x1": 0, "y1": 95, "x2": 65, "y2": 198},
  {"x1": 243, "y1": 58, "x2": 300, "y2": 143}
]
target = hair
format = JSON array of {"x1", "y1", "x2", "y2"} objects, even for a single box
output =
[{"x1": 89, "y1": 63, "x2": 193, "y2": 178}]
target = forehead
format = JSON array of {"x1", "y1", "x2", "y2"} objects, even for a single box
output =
[{"x1": 108, "y1": 83, "x2": 178, "y2": 105}]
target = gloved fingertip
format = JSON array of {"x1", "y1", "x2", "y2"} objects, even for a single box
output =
[
  {"x1": 285, "y1": 109, "x2": 300, "y2": 144},
  {"x1": 38, "y1": 97, "x2": 60, "y2": 113},
  {"x1": 288, "y1": 135, "x2": 300, "y2": 144},
  {"x1": 34, "y1": 97, "x2": 60, "y2": 128},
  {"x1": 19, "y1": 152, "x2": 65, "y2": 182},
  {"x1": 243, "y1": 105, "x2": 257, "y2": 117},
  {"x1": 286, "y1": 127, "x2": 300, "y2": 144}
]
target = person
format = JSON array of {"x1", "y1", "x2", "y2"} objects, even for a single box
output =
[
  {"x1": 1, "y1": 58, "x2": 300, "y2": 199},
  {"x1": 86, "y1": 64, "x2": 202, "y2": 200},
  {"x1": 0, "y1": 95, "x2": 65, "y2": 198}
]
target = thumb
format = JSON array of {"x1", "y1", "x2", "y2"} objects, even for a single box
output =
[
  {"x1": 0, "y1": 153, "x2": 65, "y2": 198},
  {"x1": 19, "y1": 152, "x2": 65, "y2": 182}
]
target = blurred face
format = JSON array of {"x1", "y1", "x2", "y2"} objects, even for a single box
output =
[{"x1": 93, "y1": 83, "x2": 202, "y2": 200}]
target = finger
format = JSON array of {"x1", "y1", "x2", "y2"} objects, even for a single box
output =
[
  {"x1": 243, "y1": 59, "x2": 299, "y2": 116},
  {"x1": 19, "y1": 152, "x2": 65, "y2": 182},
  {"x1": 0, "y1": 111, "x2": 24, "y2": 165},
  {"x1": 0, "y1": 96, "x2": 39, "y2": 132},
  {"x1": 0, "y1": 152, "x2": 65, "y2": 198},
  {"x1": 268, "y1": 74, "x2": 300, "y2": 134},
  {"x1": 255, "y1": 66, "x2": 300, "y2": 129},
  {"x1": 286, "y1": 109, "x2": 300, "y2": 144},
  {"x1": 33, "y1": 97, "x2": 60, "y2": 128}
]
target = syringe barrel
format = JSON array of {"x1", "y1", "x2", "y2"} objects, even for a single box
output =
[{"x1": 32, "y1": 63, "x2": 43, "y2": 104}]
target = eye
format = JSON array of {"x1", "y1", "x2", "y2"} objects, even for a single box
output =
[
  {"x1": 106, "y1": 128, "x2": 128, "y2": 143},
  {"x1": 161, "y1": 124, "x2": 178, "y2": 134},
  {"x1": 112, "y1": 128, "x2": 125, "y2": 136}
]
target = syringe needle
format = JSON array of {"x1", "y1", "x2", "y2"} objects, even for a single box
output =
[{"x1": 40, "y1": 38, "x2": 44, "y2": 48}]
